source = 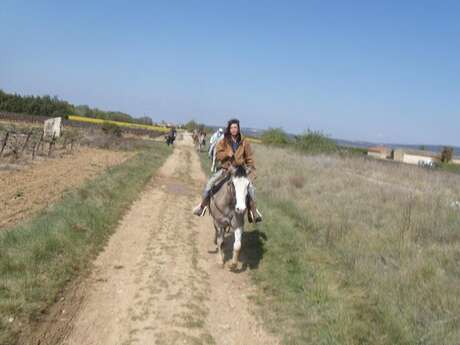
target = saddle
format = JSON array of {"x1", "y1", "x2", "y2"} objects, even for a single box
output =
[{"x1": 210, "y1": 172, "x2": 231, "y2": 196}]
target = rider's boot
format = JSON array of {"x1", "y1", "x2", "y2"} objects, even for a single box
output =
[
  {"x1": 247, "y1": 199, "x2": 263, "y2": 223},
  {"x1": 193, "y1": 195, "x2": 210, "y2": 217}
]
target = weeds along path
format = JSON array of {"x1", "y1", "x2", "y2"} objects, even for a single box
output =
[{"x1": 39, "y1": 133, "x2": 277, "y2": 345}]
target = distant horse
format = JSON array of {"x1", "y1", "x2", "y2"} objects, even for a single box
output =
[
  {"x1": 192, "y1": 130, "x2": 199, "y2": 147},
  {"x1": 198, "y1": 132, "x2": 206, "y2": 152},
  {"x1": 209, "y1": 166, "x2": 251, "y2": 270}
]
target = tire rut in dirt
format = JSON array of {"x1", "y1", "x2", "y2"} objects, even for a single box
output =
[{"x1": 123, "y1": 181, "x2": 214, "y2": 344}]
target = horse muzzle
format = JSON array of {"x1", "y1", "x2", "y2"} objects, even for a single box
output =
[{"x1": 235, "y1": 205, "x2": 247, "y2": 214}]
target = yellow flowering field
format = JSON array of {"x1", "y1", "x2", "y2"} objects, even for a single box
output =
[{"x1": 68, "y1": 115, "x2": 170, "y2": 133}]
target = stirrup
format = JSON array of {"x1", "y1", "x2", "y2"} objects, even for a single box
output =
[
  {"x1": 249, "y1": 209, "x2": 263, "y2": 223},
  {"x1": 193, "y1": 205, "x2": 208, "y2": 217},
  {"x1": 194, "y1": 205, "x2": 207, "y2": 217}
]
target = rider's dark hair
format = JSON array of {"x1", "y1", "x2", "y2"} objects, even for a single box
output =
[{"x1": 225, "y1": 118, "x2": 241, "y2": 140}]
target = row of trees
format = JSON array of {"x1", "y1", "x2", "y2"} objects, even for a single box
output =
[
  {"x1": 72, "y1": 104, "x2": 152, "y2": 125},
  {"x1": 0, "y1": 89, "x2": 153, "y2": 125},
  {"x1": 183, "y1": 120, "x2": 211, "y2": 133},
  {"x1": 0, "y1": 90, "x2": 73, "y2": 117}
]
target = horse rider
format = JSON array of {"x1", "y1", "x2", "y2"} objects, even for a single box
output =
[
  {"x1": 193, "y1": 118, "x2": 263, "y2": 223},
  {"x1": 200, "y1": 130, "x2": 207, "y2": 142},
  {"x1": 169, "y1": 127, "x2": 177, "y2": 138},
  {"x1": 208, "y1": 128, "x2": 224, "y2": 158},
  {"x1": 192, "y1": 129, "x2": 199, "y2": 143}
]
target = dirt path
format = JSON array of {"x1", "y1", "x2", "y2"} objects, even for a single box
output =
[{"x1": 35, "y1": 134, "x2": 278, "y2": 345}]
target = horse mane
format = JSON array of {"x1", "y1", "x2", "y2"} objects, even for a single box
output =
[{"x1": 233, "y1": 165, "x2": 247, "y2": 178}]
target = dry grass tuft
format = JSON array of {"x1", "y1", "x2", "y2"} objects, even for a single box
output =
[{"x1": 288, "y1": 175, "x2": 306, "y2": 189}]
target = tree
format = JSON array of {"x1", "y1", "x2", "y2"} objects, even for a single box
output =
[
  {"x1": 441, "y1": 146, "x2": 454, "y2": 163},
  {"x1": 135, "y1": 116, "x2": 153, "y2": 126}
]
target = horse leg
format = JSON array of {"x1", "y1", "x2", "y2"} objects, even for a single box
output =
[
  {"x1": 230, "y1": 227, "x2": 242, "y2": 270},
  {"x1": 215, "y1": 226, "x2": 225, "y2": 267}
]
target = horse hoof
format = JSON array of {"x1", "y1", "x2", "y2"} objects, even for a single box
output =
[
  {"x1": 229, "y1": 262, "x2": 238, "y2": 271},
  {"x1": 217, "y1": 256, "x2": 225, "y2": 267}
]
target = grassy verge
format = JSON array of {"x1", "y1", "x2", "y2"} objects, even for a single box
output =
[
  {"x1": 0, "y1": 142, "x2": 172, "y2": 344},
  {"x1": 252, "y1": 145, "x2": 460, "y2": 345},
  {"x1": 199, "y1": 143, "x2": 460, "y2": 344},
  {"x1": 439, "y1": 162, "x2": 460, "y2": 175}
]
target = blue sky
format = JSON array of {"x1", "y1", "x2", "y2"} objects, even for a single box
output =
[{"x1": 1, "y1": 1, "x2": 459, "y2": 145}]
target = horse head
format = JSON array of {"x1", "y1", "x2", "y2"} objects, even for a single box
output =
[{"x1": 228, "y1": 165, "x2": 250, "y2": 214}]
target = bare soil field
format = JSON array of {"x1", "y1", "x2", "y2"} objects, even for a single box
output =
[{"x1": 0, "y1": 147, "x2": 133, "y2": 230}]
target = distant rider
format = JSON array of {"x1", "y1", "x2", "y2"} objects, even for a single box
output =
[
  {"x1": 208, "y1": 128, "x2": 224, "y2": 158},
  {"x1": 170, "y1": 127, "x2": 177, "y2": 139}
]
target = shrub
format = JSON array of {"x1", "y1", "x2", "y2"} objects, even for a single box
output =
[
  {"x1": 294, "y1": 130, "x2": 337, "y2": 154},
  {"x1": 101, "y1": 122, "x2": 122, "y2": 137},
  {"x1": 261, "y1": 128, "x2": 290, "y2": 145},
  {"x1": 441, "y1": 146, "x2": 454, "y2": 163}
]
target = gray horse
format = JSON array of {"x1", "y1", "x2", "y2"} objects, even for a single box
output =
[
  {"x1": 197, "y1": 133, "x2": 206, "y2": 152},
  {"x1": 208, "y1": 166, "x2": 251, "y2": 270}
]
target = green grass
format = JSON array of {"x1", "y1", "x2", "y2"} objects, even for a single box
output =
[
  {"x1": 439, "y1": 162, "x2": 460, "y2": 175},
  {"x1": 0, "y1": 143, "x2": 172, "y2": 345}
]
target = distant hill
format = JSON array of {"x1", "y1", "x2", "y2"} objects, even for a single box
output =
[
  {"x1": 207, "y1": 125, "x2": 264, "y2": 137},
  {"x1": 207, "y1": 125, "x2": 460, "y2": 155},
  {"x1": 335, "y1": 138, "x2": 460, "y2": 155}
]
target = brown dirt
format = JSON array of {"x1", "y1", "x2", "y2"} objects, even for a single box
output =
[
  {"x1": 0, "y1": 147, "x2": 133, "y2": 230},
  {"x1": 25, "y1": 133, "x2": 278, "y2": 345}
]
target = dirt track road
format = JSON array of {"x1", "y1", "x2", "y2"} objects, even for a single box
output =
[{"x1": 38, "y1": 134, "x2": 278, "y2": 345}]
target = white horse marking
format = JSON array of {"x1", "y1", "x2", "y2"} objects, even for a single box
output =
[
  {"x1": 233, "y1": 176, "x2": 250, "y2": 214},
  {"x1": 234, "y1": 227, "x2": 242, "y2": 252}
]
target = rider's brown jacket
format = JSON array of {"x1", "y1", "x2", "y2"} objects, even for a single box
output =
[{"x1": 215, "y1": 135, "x2": 256, "y2": 178}]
